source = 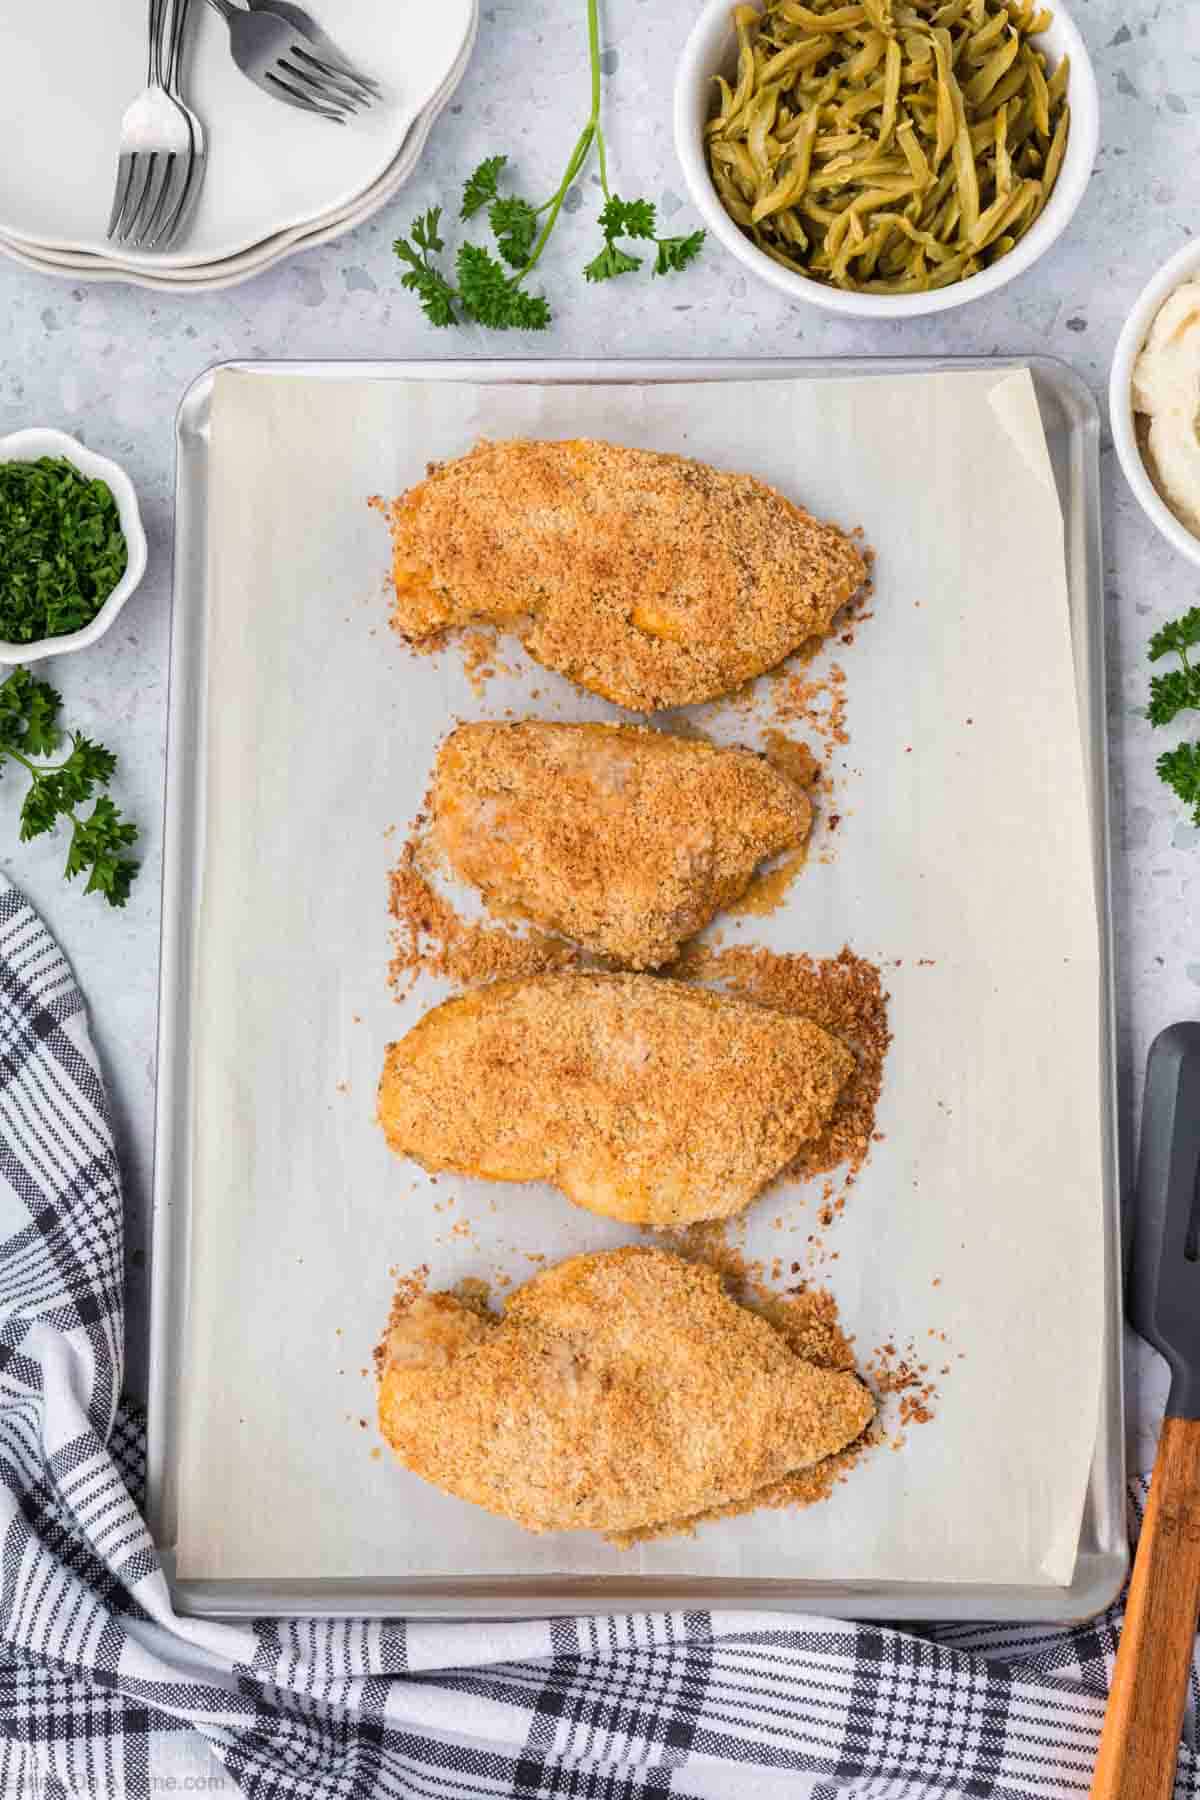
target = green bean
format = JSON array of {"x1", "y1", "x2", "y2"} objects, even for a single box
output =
[{"x1": 704, "y1": 0, "x2": 1070, "y2": 291}]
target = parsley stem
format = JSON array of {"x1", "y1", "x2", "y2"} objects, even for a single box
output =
[
  {"x1": 586, "y1": 0, "x2": 612, "y2": 200},
  {"x1": 519, "y1": 123, "x2": 595, "y2": 278},
  {"x1": 6, "y1": 748, "x2": 49, "y2": 779},
  {"x1": 587, "y1": 0, "x2": 601, "y2": 128},
  {"x1": 596, "y1": 126, "x2": 611, "y2": 201},
  {"x1": 6, "y1": 749, "x2": 102, "y2": 851},
  {"x1": 4, "y1": 743, "x2": 74, "y2": 778},
  {"x1": 517, "y1": 0, "x2": 606, "y2": 279}
]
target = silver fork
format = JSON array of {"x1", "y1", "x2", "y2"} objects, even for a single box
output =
[
  {"x1": 201, "y1": 0, "x2": 376, "y2": 120},
  {"x1": 108, "y1": 0, "x2": 196, "y2": 245},
  {"x1": 146, "y1": 0, "x2": 207, "y2": 250},
  {"x1": 244, "y1": 0, "x2": 381, "y2": 95}
]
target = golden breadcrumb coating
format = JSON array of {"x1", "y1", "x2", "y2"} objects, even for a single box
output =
[
  {"x1": 377, "y1": 1246, "x2": 875, "y2": 1536},
  {"x1": 377, "y1": 972, "x2": 855, "y2": 1225},
  {"x1": 433, "y1": 720, "x2": 812, "y2": 968},
  {"x1": 386, "y1": 438, "x2": 865, "y2": 711}
]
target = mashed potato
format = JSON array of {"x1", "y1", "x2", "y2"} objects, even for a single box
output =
[{"x1": 1133, "y1": 280, "x2": 1200, "y2": 539}]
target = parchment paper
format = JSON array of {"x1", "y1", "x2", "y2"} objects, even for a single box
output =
[{"x1": 176, "y1": 368, "x2": 1103, "y2": 1587}]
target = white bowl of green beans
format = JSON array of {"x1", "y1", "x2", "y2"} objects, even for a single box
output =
[
  {"x1": 674, "y1": 0, "x2": 1099, "y2": 317},
  {"x1": 0, "y1": 428, "x2": 148, "y2": 664}
]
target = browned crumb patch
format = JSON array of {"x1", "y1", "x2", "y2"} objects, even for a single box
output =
[
  {"x1": 674, "y1": 943, "x2": 890, "y2": 1183},
  {"x1": 387, "y1": 839, "x2": 578, "y2": 993},
  {"x1": 772, "y1": 662, "x2": 849, "y2": 751},
  {"x1": 459, "y1": 627, "x2": 515, "y2": 695},
  {"x1": 453, "y1": 1275, "x2": 492, "y2": 1312},
  {"x1": 373, "y1": 1263, "x2": 429, "y2": 1374},
  {"x1": 725, "y1": 849, "x2": 809, "y2": 918},
  {"x1": 762, "y1": 730, "x2": 822, "y2": 792},
  {"x1": 867, "y1": 1333, "x2": 947, "y2": 1436}
]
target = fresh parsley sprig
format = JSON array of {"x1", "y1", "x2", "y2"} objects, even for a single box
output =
[
  {"x1": 393, "y1": 207, "x2": 460, "y2": 327},
  {"x1": 583, "y1": 194, "x2": 705, "y2": 284},
  {"x1": 392, "y1": 0, "x2": 704, "y2": 329},
  {"x1": 1147, "y1": 607, "x2": 1200, "y2": 827},
  {"x1": 0, "y1": 667, "x2": 139, "y2": 906}
]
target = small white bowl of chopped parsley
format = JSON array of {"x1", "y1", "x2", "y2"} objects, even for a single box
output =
[{"x1": 0, "y1": 428, "x2": 147, "y2": 664}]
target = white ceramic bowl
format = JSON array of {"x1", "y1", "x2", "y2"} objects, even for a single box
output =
[
  {"x1": 674, "y1": 0, "x2": 1100, "y2": 318},
  {"x1": 1109, "y1": 237, "x2": 1200, "y2": 570},
  {"x1": 0, "y1": 428, "x2": 148, "y2": 664}
]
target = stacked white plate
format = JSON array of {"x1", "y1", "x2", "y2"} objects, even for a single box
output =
[{"x1": 0, "y1": 0, "x2": 477, "y2": 291}]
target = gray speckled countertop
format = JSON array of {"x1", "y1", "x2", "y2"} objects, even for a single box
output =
[{"x1": 0, "y1": 0, "x2": 1196, "y2": 1456}]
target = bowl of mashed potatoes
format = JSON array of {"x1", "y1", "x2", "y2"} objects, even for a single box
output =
[{"x1": 1111, "y1": 237, "x2": 1200, "y2": 569}]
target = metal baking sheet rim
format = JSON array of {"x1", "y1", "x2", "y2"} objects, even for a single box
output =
[{"x1": 149, "y1": 355, "x2": 1126, "y2": 1623}]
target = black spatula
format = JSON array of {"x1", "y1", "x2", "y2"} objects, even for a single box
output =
[{"x1": 1092, "y1": 1022, "x2": 1200, "y2": 1800}]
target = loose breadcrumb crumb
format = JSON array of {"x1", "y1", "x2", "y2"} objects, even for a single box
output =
[
  {"x1": 387, "y1": 838, "x2": 578, "y2": 993},
  {"x1": 772, "y1": 662, "x2": 850, "y2": 750}
]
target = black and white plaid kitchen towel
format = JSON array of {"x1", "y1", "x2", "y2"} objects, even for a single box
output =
[{"x1": 0, "y1": 875, "x2": 1193, "y2": 1800}]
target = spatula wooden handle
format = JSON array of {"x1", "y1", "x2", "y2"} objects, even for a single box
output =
[{"x1": 1091, "y1": 1416, "x2": 1200, "y2": 1800}]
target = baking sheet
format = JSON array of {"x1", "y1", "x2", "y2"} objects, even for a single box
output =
[{"x1": 166, "y1": 364, "x2": 1107, "y2": 1594}]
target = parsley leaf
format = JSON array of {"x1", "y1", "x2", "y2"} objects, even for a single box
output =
[
  {"x1": 411, "y1": 206, "x2": 445, "y2": 256},
  {"x1": 588, "y1": 196, "x2": 705, "y2": 284},
  {"x1": 396, "y1": 263, "x2": 459, "y2": 329},
  {"x1": 489, "y1": 195, "x2": 539, "y2": 269},
  {"x1": 455, "y1": 243, "x2": 515, "y2": 322},
  {"x1": 20, "y1": 680, "x2": 62, "y2": 758},
  {"x1": 0, "y1": 666, "x2": 62, "y2": 758},
  {"x1": 461, "y1": 155, "x2": 508, "y2": 220},
  {"x1": 583, "y1": 241, "x2": 643, "y2": 282},
  {"x1": 585, "y1": 194, "x2": 655, "y2": 281},
  {"x1": 457, "y1": 244, "x2": 550, "y2": 329},
  {"x1": 0, "y1": 458, "x2": 128, "y2": 644},
  {"x1": 599, "y1": 195, "x2": 657, "y2": 240},
  {"x1": 1149, "y1": 608, "x2": 1200, "y2": 663},
  {"x1": 393, "y1": 209, "x2": 459, "y2": 328},
  {"x1": 654, "y1": 229, "x2": 707, "y2": 275},
  {"x1": 66, "y1": 796, "x2": 139, "y2": 906},
  {"x1": 1157, "y1": 743, "x2": 1200, "y2": 827},
  {"x1": 0, "y1": 666, "x2": 139, "y2": 905},
  {"x1": 1148, "y1": 666, "x2": 1200, "y2": 727}
]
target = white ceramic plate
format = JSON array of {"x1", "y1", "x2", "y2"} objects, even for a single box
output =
[
  {"x1": 0, "y1": 12, "x2": 476, "y2": 291},
  {"x1": 0, "y1": 0, "x2": 472, "y2": 269}
]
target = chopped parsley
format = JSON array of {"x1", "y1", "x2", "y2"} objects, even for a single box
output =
[{"x1": 0, "y1": 456, "x2": 127, "y2": 643}]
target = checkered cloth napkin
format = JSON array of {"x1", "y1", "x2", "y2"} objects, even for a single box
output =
[{"x1": 0, "y1": 875, "x2": 1194, "y2": 1800}]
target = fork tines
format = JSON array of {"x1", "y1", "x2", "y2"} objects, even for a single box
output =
[{"x1": 269, "y1": 43, "x2": 376, "y2": 117}]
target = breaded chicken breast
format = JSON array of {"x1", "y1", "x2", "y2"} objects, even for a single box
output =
[
  {"x1": 386, "y1": 438, "x2": 865, "y2": 711},
  {"x1": 433, "y1": 720, "x2": 812, "y2": 968},
  {"x1": 377, "y1": 1246, "x2": 875, "y2": 1536},
  {"x1": 377, "y1": 972, "x2": 855, "y2": 1225}
]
